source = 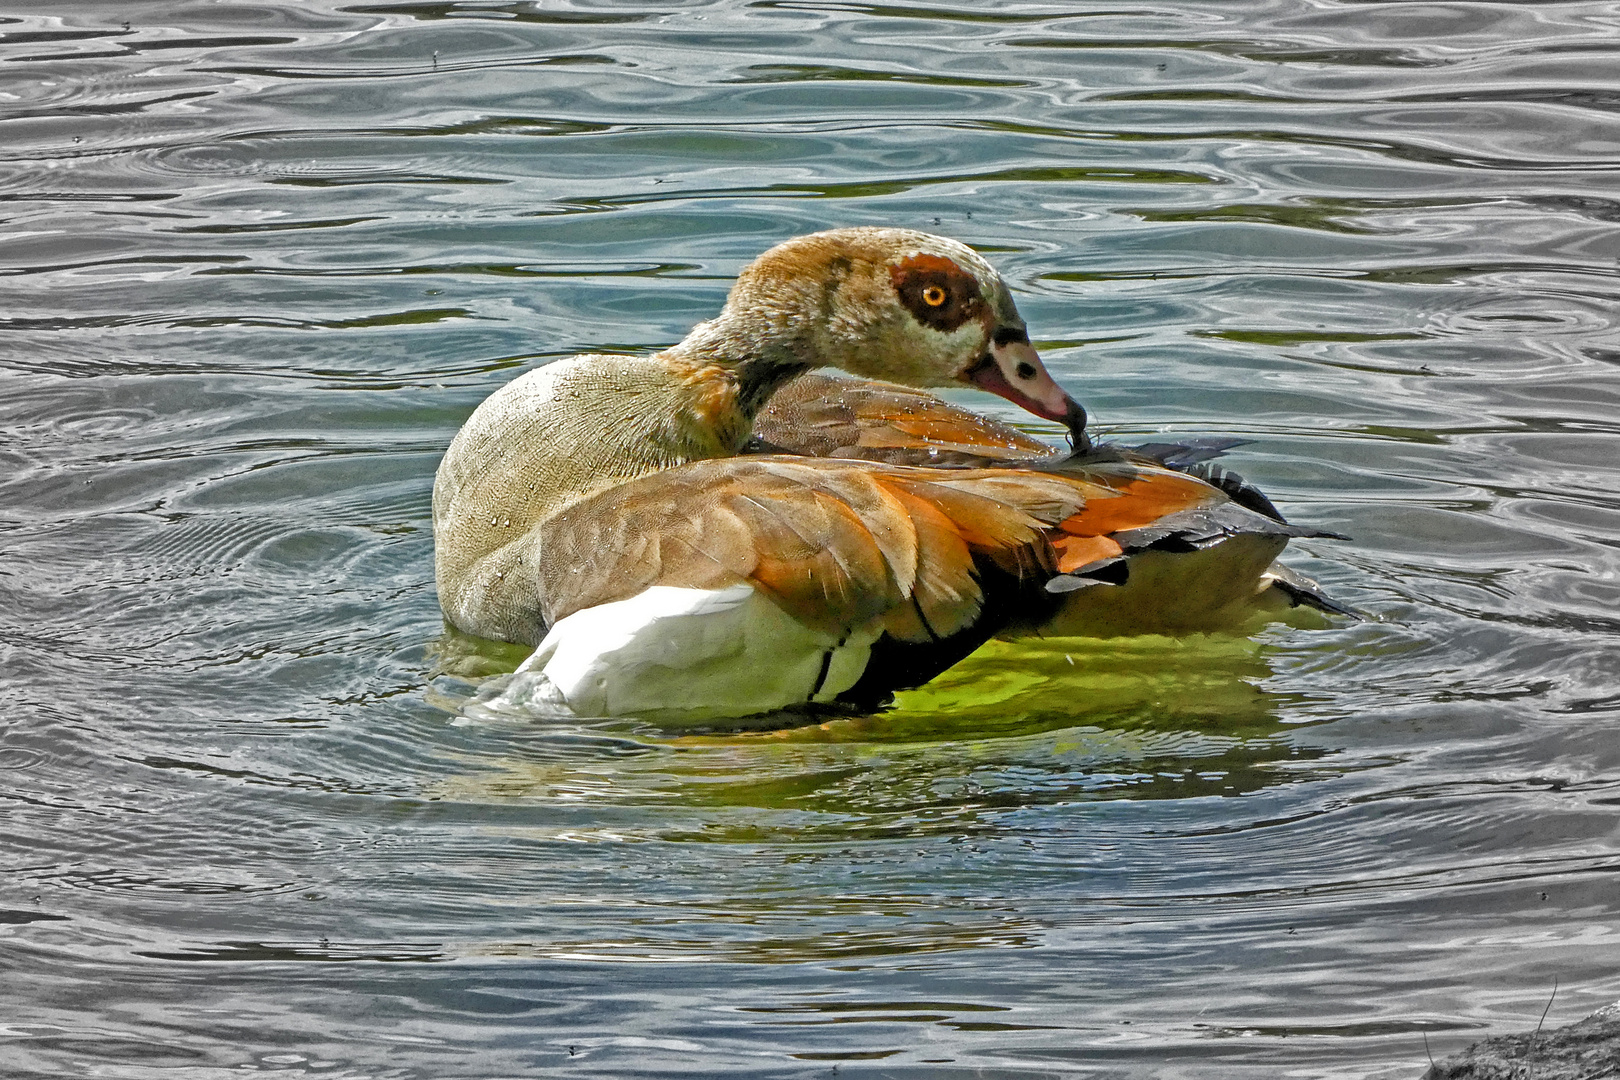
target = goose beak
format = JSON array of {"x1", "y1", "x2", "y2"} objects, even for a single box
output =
[{"x1": 962, "y1": 333, "x2": 1089, "y2": 439}]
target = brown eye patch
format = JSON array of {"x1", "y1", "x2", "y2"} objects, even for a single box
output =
[{"x1": 890, "y1": 253, "x2": 985, "y2": 333}]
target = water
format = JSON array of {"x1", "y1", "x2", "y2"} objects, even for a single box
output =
[{"x1": 3, "y1": 1, "x2": 1618, "y2": 1076}]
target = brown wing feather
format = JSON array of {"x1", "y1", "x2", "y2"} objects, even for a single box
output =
[
  {"x1": 758, "y1": 377, "x2": 1231, "y2": 538},
  {"x1": 535, "y1": 456, "x2": 1085, "y2": 642},
  {"x1": 756, "y1": 376, "x2": 1236, "y2": 549},
  {"x1": 538, "y1": 462, "x2": 885, "y2": 636},
  {"x1": 757, "y1": 374, "x2": 1058, "y2": 465},
  {"x1": 879, "y1": 486, "x2": 985, "y2": 641},
  {"x1": 731, "y1": 484, "x2": 899, "y2": 636}
]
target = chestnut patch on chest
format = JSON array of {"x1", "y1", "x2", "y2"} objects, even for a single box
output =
[{"x1": 890, "y1": 253, "x2": 986, "y2": 333}]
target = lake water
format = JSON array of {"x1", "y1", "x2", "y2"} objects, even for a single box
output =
[{"x1": 3, "y1": 2, "x2": 1619, "y2": 1077}]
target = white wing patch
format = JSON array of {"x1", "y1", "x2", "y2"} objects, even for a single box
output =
[{"x1": 498, "y1": 585, "x2": 879, "y2": 720}]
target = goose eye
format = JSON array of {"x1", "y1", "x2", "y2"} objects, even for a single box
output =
[{"x1": 891, "y1": 253, "x2": 983, "y2": 331}]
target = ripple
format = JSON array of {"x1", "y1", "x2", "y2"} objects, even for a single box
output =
[{"x1": 5, "y1": 2, "x2": 1620, "y2": 1078}]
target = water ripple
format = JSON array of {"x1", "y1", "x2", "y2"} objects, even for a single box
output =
[{"x1": 4, "y1": 2, "x2": 1620, "y2": 1077}]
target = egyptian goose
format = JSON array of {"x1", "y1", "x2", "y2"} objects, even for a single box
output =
[{"x1": 433, "y1": 227, "x2": 1342, "y2": 720}]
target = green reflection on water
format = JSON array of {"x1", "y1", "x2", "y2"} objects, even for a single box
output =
[
  {"x1": 883, "y1": 635, "x2": 1282, "y2": 738},
  {"x1": 428, "y1": 632, "x2": 1328, "y2": 835},
  {"x1": 1195, "y1": 328, "x2": 1424, "y2": 346}
]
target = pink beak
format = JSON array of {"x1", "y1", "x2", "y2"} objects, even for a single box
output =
[{"x1": 963, "y1": 333, "x2": 1089, "y2": 445}]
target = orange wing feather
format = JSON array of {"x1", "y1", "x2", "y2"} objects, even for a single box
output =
[
  {"x1": 1051, "y1": 466, "x2": 1224, "y2": 537},
  {"x1": 1051, "y1": 534, "x2": 1124, "y2": 573}
]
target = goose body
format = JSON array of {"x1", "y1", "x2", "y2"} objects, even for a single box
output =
[{"x1": 433, "y1": 228, "x2": 1342, "y2": 721}]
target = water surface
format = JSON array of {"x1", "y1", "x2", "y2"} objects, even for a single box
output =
[{"x1": 3, "y1": 2, "x2": 1619, "y2": 1077}]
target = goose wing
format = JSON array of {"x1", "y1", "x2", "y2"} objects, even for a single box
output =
[
  {"x1": 535, "y1": 456, "x2": 1093, "y2": 644},
  {"x1": 753, "y1": 373, "x2": 1059, "y2": 466}
]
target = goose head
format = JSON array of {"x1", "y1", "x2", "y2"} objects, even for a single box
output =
[{"x1": 669, "y1": 227, "x2": 1089, "y2": 439}]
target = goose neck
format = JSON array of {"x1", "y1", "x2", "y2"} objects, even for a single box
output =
[{"x1": 660, "y1": 316, "x2": 812, "y2": 421}]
